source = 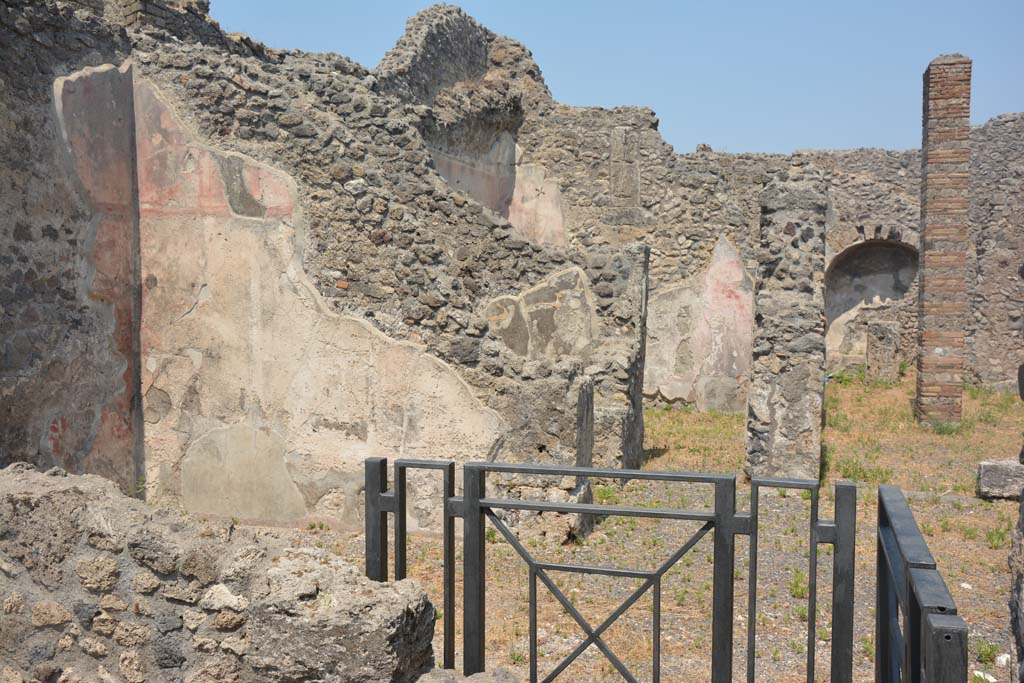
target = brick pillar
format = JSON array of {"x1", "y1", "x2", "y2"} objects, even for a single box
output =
[{"x1": 916, "y1": 54, "x2": 971, "y2": 424}]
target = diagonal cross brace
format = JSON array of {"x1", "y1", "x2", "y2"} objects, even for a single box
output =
[
  {"x1": 486, "y1": 511, "x2": 713, "y2": 683},
  {"x1": 485, "y1": 512, "x2": 637, "y2": 682}
]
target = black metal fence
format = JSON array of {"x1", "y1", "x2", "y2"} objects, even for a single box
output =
[
  {"x1": 876, "y1": 485, "x2": 968, "y2": 683},
  {"x1": 365, "y1": 458, "x2": 967, "y2": 682}
]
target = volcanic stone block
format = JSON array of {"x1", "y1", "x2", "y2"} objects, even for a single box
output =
[{"x1": 977, "y1": 461, "x2": 1024, "y2": 500}]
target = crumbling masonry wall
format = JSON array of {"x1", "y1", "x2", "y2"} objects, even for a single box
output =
[
  {"x1": 509, "y1": 101, "x2": 929, "y2": 411},
  {"x1": 0, "y1": 0, "x2": 649, "y2": 531},
  {"x1": 0, "y1": 463, "x2": 435, "y2": 683},
  {"x1": 968, "y1": 113, "x2": 1024, "y2": 390},
  {"x1": 493, "y1": 29, "x2": 1020, "y2": 409},
  {"x1": 745, "y1": 171, "x2": 828, "y2": 479},
  {"x1": 3, "y1": 1, "x2": 1024, "y2": 499},
  {"x1": 0, "y1": 4, "x2": 141, "y2": 492},
  {"x1": 127, "y1": 27, "x2": 649, "y2": 496}
]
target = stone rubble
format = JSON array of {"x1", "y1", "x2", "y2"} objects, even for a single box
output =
[{"x1": 0, "y1": 463, "x2": 436, "y2": 683}]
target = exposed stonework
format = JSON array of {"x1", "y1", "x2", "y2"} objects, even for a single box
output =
[
  {"x1": 916, "y1": 54, "x2": 972, "y2": 424},
  {"x1": 130, "y1": 78, "x2": 505, "y2": 524},
  {"x1": 2, "y1": 0, "x2": 1024, "y2": 511},
  {"x1": 0, "y1": 463, "x2": 435, "y2": 683},
  {"x1": 745, "y1": 170, "x2": 828, "y2": 479},
  {"x1": 0, "y1": 3, "x2": 141, "y2": 492},
  {"x1": 104, "y1": 0, "x2": 264, "y2": 54},
  {"x1": 376, "y1": 3, "x2": 492, "y2": 106},
  {"x1": 1, "y1": 0, "x2": 649, "y2": 530},
  {"x1": 509, "y1": 98, "x2": 929, "y2": 411},
  {"x1": 968, "y1": 114, "x2": 1024, "y2": 390},
  {"x1": 496, "y1": 41, "x2": 1017, "y2": 409},
  {"x1": 978, "y1": 460, "x2": 1024, "y2": 500},
  {"x1": 128, "y1": 18, "x2": 648, "y2": 482}
]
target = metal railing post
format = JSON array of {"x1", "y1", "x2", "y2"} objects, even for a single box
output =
[
  {"x1": 711, "y1": 476, "x2": 736, "y2": 683},
  {"x1": 463, "y1": 463, "x2": 487, "y2": 675},
  {"x1": 831, "y1": 481, "x2": 856, "y2": 683},
  {"x1": 876, "y1": 500, "x2": 898, "y2": 683},
  {"x1": 365, "y1": 457, "x2": 388, "y2": 582},
  {"x1": 394, "y1": 463, "x2": 407, "y2": 580},
  {"x1": 921, "y1": 612, "x2": 968, "y2": 683},
  {"x1": 442, "y1": 461, "x2": 456, "y2": 670}
]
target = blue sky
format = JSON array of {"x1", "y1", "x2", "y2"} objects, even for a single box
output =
[{"x1": 210, "y1": 0, "x2": 1024, "y2": 155}]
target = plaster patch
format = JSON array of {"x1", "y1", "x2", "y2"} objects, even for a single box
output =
[
  {"x1": 134, "y1": 80, "x2": 505, "y2": 523},
  {"x1": 644, "y1": 236, "x2": 753, "y2": 412}
]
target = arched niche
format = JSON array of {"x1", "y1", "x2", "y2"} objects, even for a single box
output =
[
  {"x1": 424, "y1": 116, "x2": 568, "y2": 248},
  {"x1": 824, "y1": 240, "x2": 919, "y2": 370}
]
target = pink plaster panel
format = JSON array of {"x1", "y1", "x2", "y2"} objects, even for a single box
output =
[
  {"x1": 134, "y1": 81, "x2": 292, "y2": 219},
  {"x1": 644, "y1": 236, "x2": 753, "y2": 412},
  {"x1": 54, "y1": 64, "x2": 141, "y2": 490}
]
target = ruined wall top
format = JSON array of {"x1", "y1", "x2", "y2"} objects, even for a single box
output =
[
  {"x1": 375, "y1": 3, "x2": 552, "y2": 117},
  {"x1": 929, "y1": 53, "x2": 971, "y2": 66},
  {"x1": 87, "y1": 0, "x2": 271, "y2": 57},
  {"x1": 375, "y1": 4, "x2": 493, "y2": 104}
]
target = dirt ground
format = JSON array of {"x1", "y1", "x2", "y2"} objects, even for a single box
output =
[{"x1": 325, "y1": 373, "x2": 1022, "y2": 682}]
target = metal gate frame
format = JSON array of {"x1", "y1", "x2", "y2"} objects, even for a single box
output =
[
  {"x1": 366, "y1": 458, "x2": 865, "y2": 683},
  {"x1": 875, "y1": 485, "x2": 968, "y2": 683}
]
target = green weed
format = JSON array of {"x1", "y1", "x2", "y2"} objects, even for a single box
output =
[{"x1": 789, "y1": 567, "x2": 809, "y2": 599}]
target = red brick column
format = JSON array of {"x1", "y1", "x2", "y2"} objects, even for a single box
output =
[{"x1": 916, "y1": 54, "x2": 971, "y2": 424}]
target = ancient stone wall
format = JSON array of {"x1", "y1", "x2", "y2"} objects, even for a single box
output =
[
  {"x1": 455, "y1": 19, "x2": 1013, "y2": 405},
  {"x1": 1, "y1": 1, "x2": 649, "y2": 531},
  {"x1": 0, "y1": 463, "x2": 435, "y2": 683},
  {"x1": 812, "y1": 148, "x2": 922, "y2": 373},
  {"x1": 0, "y1": 1, "x2": 141, "y2": 492},
  {"x1": 513, "y1": 96, "x2": 1020, "y2": 404},
  {"x1": 916, "y1": 55, "x2": 972, "y2": 424},
  {"x1": 376, "y1": 3, "x2": 492, "y2": 106},
  {"x1": 127, "y1": 28, "x2": 648, "y2": 495},
  {"x1": 2, "y1": 0, "x2": 1023, "y2": 512},
  {"x1": 102, "y1": 0, "x2": 241, "y2": 50},
  {"x1": 506, "y1": 85, "x2": 944, "y2": 407},
  {"x1": 745, "y1": 171, "x2": 828, "y2": 479},
  {"x1": 968, "y1": 113, "x2": 1024, "y2": 389},
  {"x1": 129, "y1": 77, "x2": 508, "y2": 523}
]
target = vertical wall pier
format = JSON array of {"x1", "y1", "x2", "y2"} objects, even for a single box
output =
[
  {"x1": 745, "y1": 169, "x2": 829, "y2": 479},
  {"x1": 916, "y1": 54, "x2": 972, "y2": 424}
]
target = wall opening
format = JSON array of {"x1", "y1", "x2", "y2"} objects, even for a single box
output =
[
  {"x1": 825, "y1": 240, "x2": 918, "y2": 371},
  {"x1": 422, "y1": 110, "x2": 568, "y2": 248}
]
